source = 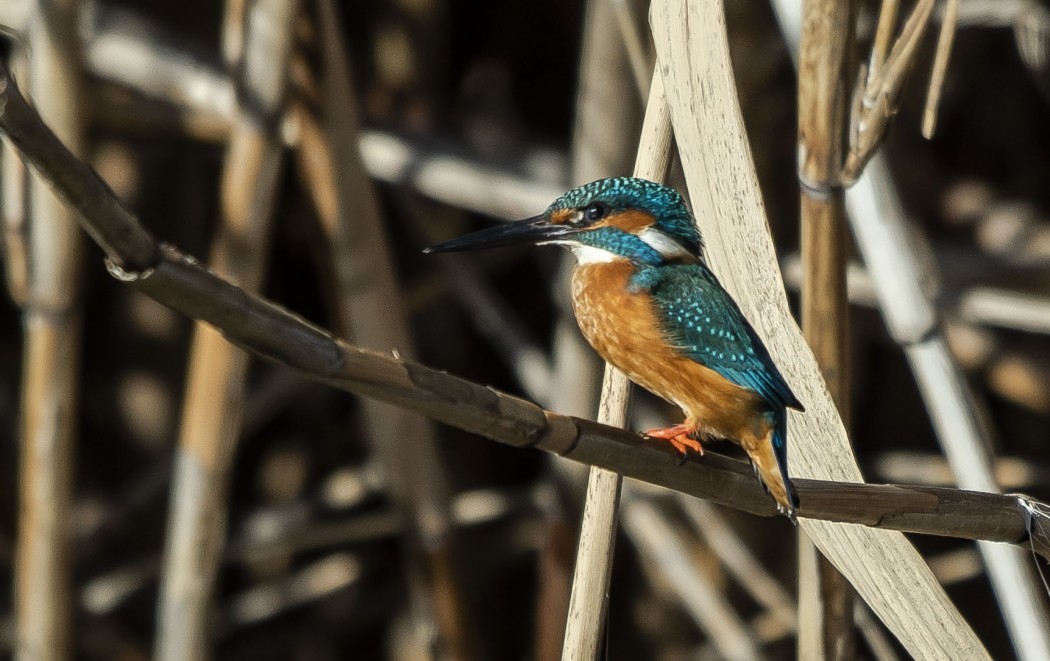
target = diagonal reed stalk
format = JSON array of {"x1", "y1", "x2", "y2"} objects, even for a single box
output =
[{"x1": 652, "y1": 0, "x2": 989, "y2": 656}]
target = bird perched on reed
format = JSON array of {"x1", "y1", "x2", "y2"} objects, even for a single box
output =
[{"x1": 427, "y1": 177, "x2": 804, "y2": 515}]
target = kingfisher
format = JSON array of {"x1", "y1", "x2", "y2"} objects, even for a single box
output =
[{"x1": 426, "y1": 177, "x2": 804, "y2": 515}]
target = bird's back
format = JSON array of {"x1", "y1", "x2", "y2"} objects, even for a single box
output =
[{"x1": 643, "y1": 263, "x2": 803, "y2": 413}]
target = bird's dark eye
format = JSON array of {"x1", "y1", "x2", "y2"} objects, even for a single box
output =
[{"x1": 583, "y1": 203, "x2": 609, "y2": 222}]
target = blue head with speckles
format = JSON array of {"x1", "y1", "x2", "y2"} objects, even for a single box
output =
[
  {"x1": 425, "y1": 177, "x2": 702, "y2": 265},
  {"x1": 545, "y1": 178, "x2": 703, "y2": 259}
]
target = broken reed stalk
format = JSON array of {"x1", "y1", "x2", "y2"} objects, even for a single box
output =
[
  {"x1": 868, "y1": 0, "x2": 899, "y2": 81},
  {"x1": 14, "y1": 3, "x2": 85, "y2": 660},
  {"x1": 922, "y1": 0, "x2": 960, "y2": 138},
  {"x1": 154, "y1": 2, "x2": 296, "y2": 659},
  {"x1": 797, "y1": 0, "x2": 855, "y2": 658},
  {"x1": 294, "y1": 2, "x2": 476, "y2": 657},
  {"x1": 1, "y1": 136, "x2": 27, "y2": 302},
  {"x1": 842, "y1": 0, "x2": 935, "y2": 182},
  {"x1": 3, "y1": 40, "x2": 1050, "y2": 655},
  {"x1": 560, "y1": 68, "x2": 672, "y2": 661}
]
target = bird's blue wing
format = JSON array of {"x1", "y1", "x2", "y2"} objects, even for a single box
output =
[{"x1": 636, "y1": 264, "x2": 804, "y2": 411}]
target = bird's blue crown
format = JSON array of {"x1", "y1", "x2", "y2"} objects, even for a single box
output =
[{"x1": 546, "y1": 177, "x2": 703, "y2": 256}]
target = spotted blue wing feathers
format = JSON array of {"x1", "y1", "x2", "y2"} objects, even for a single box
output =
[
  {"x1": 635, "y1": 264, "x2": 804, "y2": 412},
  {"x1": 638, "y1": 263, "x2": 801, "y2": 512}
]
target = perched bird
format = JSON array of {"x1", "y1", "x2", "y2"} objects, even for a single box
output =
[{"x1": 426, "y1": 177, "x2": 804, "y2": 515}]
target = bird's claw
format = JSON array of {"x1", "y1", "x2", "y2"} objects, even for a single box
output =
[{"x1": 645, "y1": 424, "x2": 703, "y2": 463}]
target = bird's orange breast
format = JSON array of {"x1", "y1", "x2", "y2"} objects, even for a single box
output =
[{"x1": 571, "y1": 260, "x2": 768, "y2": 442}]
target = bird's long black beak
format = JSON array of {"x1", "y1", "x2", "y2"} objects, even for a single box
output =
[{"x1": 424, "y1": 214, "x2": 573, "y2": 253}]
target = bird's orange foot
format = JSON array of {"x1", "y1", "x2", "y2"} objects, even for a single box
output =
[{"x1": 645, "y1": 423, "x2": 704, "y2": 462}]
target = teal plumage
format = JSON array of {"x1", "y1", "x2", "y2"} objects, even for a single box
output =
[
  {"x1": 635, "y1": 264, "x2": 802, "y2": 411},
  {"x1": 547, "y1": 178, "x2": 703, "y2": 254},
  {"x1": 576, "y1": 227, "x2": 664, "y2": 265}
]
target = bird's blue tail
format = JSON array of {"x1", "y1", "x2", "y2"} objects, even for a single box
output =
[{"x1": 772, "y1": 413, "x2": 798, "y2": 516}]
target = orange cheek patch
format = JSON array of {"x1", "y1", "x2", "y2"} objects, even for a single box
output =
[
  {"x1": 549, "y1": 209, "x2": 576, "y2": 225},
  {"x1": 593, "y1": 209, "x2": 654, "y2": 233}
]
